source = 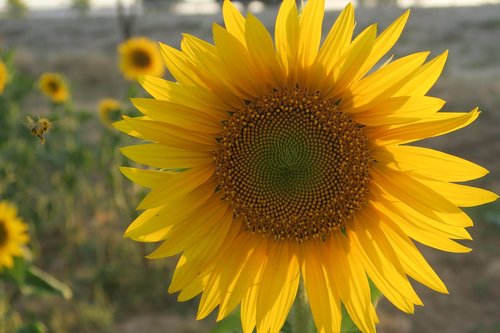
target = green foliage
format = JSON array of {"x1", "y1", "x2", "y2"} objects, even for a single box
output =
[
  {"x1": 16, "y1": 322, "x2": 47, "y2": 333},
  {"x1": 71, "y1": 0, "x2": 91, "y2": 16},
  {"x1": 0, "y1": 49, "x2": 180, "y2": 332},
  {"x1": 6, "y1": 0, "x2": 28, "y2": 18}
]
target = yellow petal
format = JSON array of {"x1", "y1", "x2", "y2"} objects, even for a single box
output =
[
  {"x1": 125, "y1": 181, "x2": 217, "y2": 237},
  {"x1": 172, "y1": 222, "x2": 240, "y2": 297},
  {"x1": 125, "y1": 180, "x2": 216, "y2": 239},
  {"x1": 348, "y1": 214, "x2": 422, "y2": 313},
  {"x1": 217, "y1": 233, "x2": 266, "y2": 320},
  {"x1": 371, "y1": 186, "x2": 472, "y2": 238},
  {"x1": 368, "y1": 108, "x2": 479, "y2": 145},
  {"x1": 357, "y1": 10, "x2": 410, "y2": 80},
  {"x1": 275, "y1": 0, "x2": 299, "y2": 78},
  {"x1": 373, "y1": 200, "x2": 472, "y2": 253},
  {"x1": 222, "y1": 0, "x2": 246, "y2": 47},
  {"x1": 326, "y1": 24, "x2": 377, "y2": 99},
  {"x1": 245, "y1": 13, "x2": 285, "y2": 89},
  {"x1": 328, "y1": 233, "x2": 377, "y2": 333},
  {"x1": 316, "y1": 3, "x2": 355, "y2": 75},
  {"x1": 137, "y1": 164, "x2": 214, "y2": 209},
  {"x1": 374, "y1": 144, "x2": 488, "y2": 182},
  {"x1": 298, "y1": 0, "x2": 324, "y2": 68},
  {"x1": 159, "y1": 42, "x2": 206, "y2": 88},
  {"x1": 378, "y1": 217, "x2": 449, "y2": 293},
  {"x1": 213, "y1": 24, "x2": 263, "y2": 97},
  {"x1": 132, "y1": 98, "x2": 225, "y2": 133},
  {"x1": 352, "y1": 96, "x2": 445, "y2": 126},
  {"x1": 417, "y1": 179, "x2": 498, "y2": 207},
  {"x1": 123, "y1": 117, "x2": 216, "y2": 151},
  {"x1": 395, "y1": 50, "x2": 448, "y2": 96},
  {"x1": 120, "y1": 167, "x2": 175, "y2": 188},
  {"x1": 123, "y1": 206, "x2": 166, "y2": 239},
  {"x1": 177, "y1": 268, "x2": 211, "y2": 302},
  {"x1": 372, "y1": 165, "x2": 466, "y2": 221},
  {"x1": 342, "y1": 52, "x2": 429, "y2": 111},
  {"x1": 113, "y1": 118, "x2": 147, "y2": 139},
  {"x1": 301, "y1": 241, "x2": 342, "y2": 333},
  {"x1": 181, "y1": 33, "x2": 252, "y2": 105},
  {"x1": 256, "y1": 242, "x2": 300, "y2": 333},
  {"x1": 147, "y1": 197, "x2": 230, "y2": 258},
  {"x1": 138, "y1": 75, "x2": 230, "y2": 111},
  {"x1": 120, "y1": 143, "x2": 214, "y2": 169}
]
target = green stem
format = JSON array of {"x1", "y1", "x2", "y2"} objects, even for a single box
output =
[{"x1": 292, "y1": 280, "x2": 314, "y2": 333}]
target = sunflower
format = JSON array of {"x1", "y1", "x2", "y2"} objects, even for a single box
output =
[
  {"x1": 0, "y1": 60, "x2": 8, "y2": 94},
  {"x1": 0, "y1": 201, "x2": 29, "y2": 270},
  {"x1": 38, "y1": 72, "x2": 69, "y2": 103},
  {"x1": 98, "y1": 98, "x2": 122, "y2": 127},
  {"x1": 117, "y1": 1, "x2": 498, "y2": 332},
  {"x1": 118, "y1": 37, "x2": 165, "y2": 80}
]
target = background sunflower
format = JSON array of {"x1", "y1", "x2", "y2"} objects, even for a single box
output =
[
  {"x1": 0, "y1": 201, "x2": 29, "y2": 270},
  {"x1": 38, "y1": 72, "x2": 69, "y2": 103},
  {"x1": 118, "y1": 37, "x2": 165, "y2": 80}
]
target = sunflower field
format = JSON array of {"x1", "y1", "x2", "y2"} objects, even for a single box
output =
[{"x1": 1, "y1": 1, "x2": 500, "y2": 333}]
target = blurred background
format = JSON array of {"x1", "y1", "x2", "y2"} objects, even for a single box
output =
[{"x1": 0, "y1": 0, "x2": 499, "y2": 332}]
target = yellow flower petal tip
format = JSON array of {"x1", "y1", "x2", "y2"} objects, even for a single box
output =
[{"x1": 118, "y1": 2, "x2": 497, "y2": 332}]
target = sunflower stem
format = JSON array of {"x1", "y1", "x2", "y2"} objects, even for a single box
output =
[{"x1": 291, "y1": 279, "x2": 314, "y2": 333}]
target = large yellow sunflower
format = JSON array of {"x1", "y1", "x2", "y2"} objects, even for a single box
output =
[
  {"x1": 117, "y1": 1, "x2": 498, "y2": 332},
  {"x1": 0, "y1": 60, "x2": 9, "y2": 94},
  {"x1": 118, "y1": 37, "x2": 165, "y2": 80},
  {"x1": 0, "y1": 201, "x2": 29, "y2": 270},
  {"x1": 38, "y1": 72, "x2": 69, "y2": 103}
]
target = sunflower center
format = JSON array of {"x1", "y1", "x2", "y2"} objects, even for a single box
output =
[
  {"x1": 215, "y1": 88, "x2": 372, "y2": 242},
  {"x1": 0, "y1": 220, "x2": 7, "y2": 246},
  {"x1": 47, "y1": 80, "x2": 59, "y2": 93},
  {"x1": 131, "y1": 49, "x2": 152, "y2": 68}
]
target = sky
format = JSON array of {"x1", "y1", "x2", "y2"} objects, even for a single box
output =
[{"x1": 0, "y1": 0, "x2": 498, "y2": 12}]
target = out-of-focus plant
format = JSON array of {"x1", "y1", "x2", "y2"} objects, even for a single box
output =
[
  {"x1": 0, "y1": 201, "x2": 72, "y2": 333},
  {"x1": 0, "y1": 46, "x2": 176, "y2": 332},
  {"x1": 71, "y1": 0, "x2": 91, "y2": 16},
  {"x1": 5, "y1": 0, "x2": 28, "y2": 18}
]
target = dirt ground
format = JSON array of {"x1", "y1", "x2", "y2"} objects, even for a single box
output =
[{"x1": 1, "y1": 3, "x2": 499, "y2": 333}]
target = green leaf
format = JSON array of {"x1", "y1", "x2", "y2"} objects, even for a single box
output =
[
  {"x1": 1, "y1": 256, "x2": 28, "y2": 285},
  {"x1": 16, "y1": 322, "x2": 47, "y2": 333},
  {"x1": 209, "y1": 309, "x2": 242, "y2": 333},
  {"x1": 21, "y1": 266, "x2": 73, "y2": 300},
  {"x1": 340, "y1": 303, "x2": 360, "y2": 333}
]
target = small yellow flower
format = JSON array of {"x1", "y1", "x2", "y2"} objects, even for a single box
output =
[
  {"x1": 98, "y1": 98, "x2": 121, "y2": 127},
  {"x1": 38, "y1": 72, "x2": 69, "y2": 103},
  {"x1": 0, "y1": 201, "x2": 29, "y2": 270},
  {"x1": 0, "y1": 60, "x2": 9, "y2": 94},
  {"x1": 118, "y1": 37, "x2": 164, "y2": 80}
]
